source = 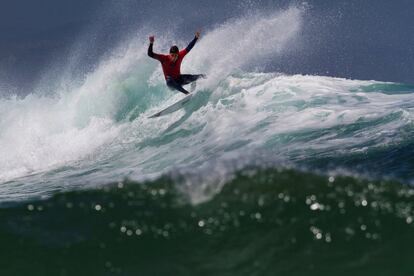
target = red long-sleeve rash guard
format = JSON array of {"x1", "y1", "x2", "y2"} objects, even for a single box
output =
[
  {"x1": 153, "y1": 49, "x2": 187, "y2": 80},
  {"x1": 148, "y1": 37, "x2": 197, "y2": 80}
]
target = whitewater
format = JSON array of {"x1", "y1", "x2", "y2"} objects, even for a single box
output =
[{"x1": 1, "y1": 6, "x2": 414, "y2": 203}]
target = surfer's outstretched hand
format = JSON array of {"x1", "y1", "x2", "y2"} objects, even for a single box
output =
[
  {"x1": 149, "y1": 36, "x2": 155, "y2": 43},
  {"x1": 195, "y1": 31, "x2": 201, "y2": 39}
]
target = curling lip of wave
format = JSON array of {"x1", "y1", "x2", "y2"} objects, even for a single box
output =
[{"x1": 1, "y1": 71, "x2": 413, "y2": 204}]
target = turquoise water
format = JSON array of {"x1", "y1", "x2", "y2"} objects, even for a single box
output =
[{"x1": 2, "y1": 73, "x2": 414, "y2": 202}]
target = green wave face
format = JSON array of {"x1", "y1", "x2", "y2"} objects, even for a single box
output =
[{"x1": 1, "y1": 168, "x2": 414, "y2": 276}]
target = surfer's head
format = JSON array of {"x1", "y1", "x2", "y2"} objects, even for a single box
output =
[
  {"x1": 169, "y1": 45, "x2": 179, "y2": 54},
  {"x1": 169, "y1": 45, "x2": 179, "y2": 62}
]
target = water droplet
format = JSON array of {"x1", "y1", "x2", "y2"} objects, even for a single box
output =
[
  {"x1": 310, "y1": 203, "x2": 319, "y2": 211},
  {"x1": 345, "y1": 227, "x2": 355, "y2": 235}
]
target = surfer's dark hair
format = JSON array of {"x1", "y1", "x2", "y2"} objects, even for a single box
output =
[{"x1": 169, "y1": 45, "x2": 179, "y2": 54}]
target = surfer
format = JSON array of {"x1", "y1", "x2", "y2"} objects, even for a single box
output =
[{"x1": 148, "y1": 31, "x2": 205, "y2": 95}]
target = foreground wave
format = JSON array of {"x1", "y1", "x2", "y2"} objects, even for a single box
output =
[{"x1": 1, "y1": 168, "x2": 414, "y2": 276}]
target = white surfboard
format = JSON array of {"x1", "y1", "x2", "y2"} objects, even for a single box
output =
[{"x1": 148, "y1": 94, "x2": 193, "y2": 118}]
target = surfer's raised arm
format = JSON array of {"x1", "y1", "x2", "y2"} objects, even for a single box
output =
[
  {"x1": 148, "y1": 36, "x2": 161, "y2": 60},
  {"x1": 185, "y1": 31, "x2": 201, "y2": 53}
]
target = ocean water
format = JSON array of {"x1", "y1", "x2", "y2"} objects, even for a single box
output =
[{"x1": 1, "y1": 3, "x2": 414, "y2": 276}]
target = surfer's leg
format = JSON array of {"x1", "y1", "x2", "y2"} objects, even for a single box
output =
[
  {"x1": 179, "y1": 74, "x2": 206, "y2": 85},
  {"x1": 166, "y1": 77, "x2": 190, "y2": 95}
]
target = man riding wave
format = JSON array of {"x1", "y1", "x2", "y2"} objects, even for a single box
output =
[{"x1": 148, "y1": 31, "x2": 205, "y2": 95}]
